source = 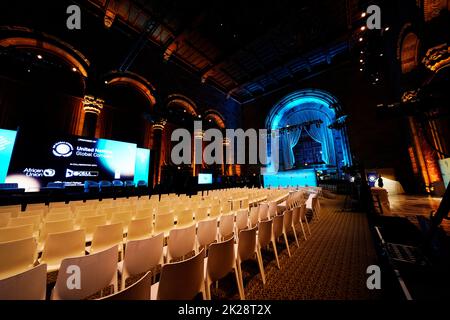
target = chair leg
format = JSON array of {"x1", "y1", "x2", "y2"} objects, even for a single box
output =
[
  {"x1": 236, "y1": 262, "x2": 245, "y2": 300},
  {"x1": 283, "y1": 232, "x2": 291, "y2": 257},
  {"x1": 234, "y1": 264, "x2": 244, "y2": 300},
  {"x1": 272, "y1": 240, "x2": 280, "y2": 269},
  {"x1": 292, "y1": 225, "x2": 299, "y2": 247},
  {"x1": 299, "y1": 220, "x2": 307, "y2": 240},
  {"x1": 256, "y1": 248, "x2": 266, "y2": 285}
]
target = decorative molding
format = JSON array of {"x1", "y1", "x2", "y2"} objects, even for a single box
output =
[
  {"x1": 401, "y1": 90, "x2": 419, "y2": 103},
  {"x1": 153, "y1": 119, "x2": 167, "y2": 131},
  {"x1": 82, "y1": 95, "x2": 104, "y2": 115},
  {"x1": 422, "y1": 44, "x2": 450, "y2": 72}
]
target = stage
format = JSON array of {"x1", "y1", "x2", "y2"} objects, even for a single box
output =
[{"x1": 263, "y1": 169, "x2": 318, "y2": 188}]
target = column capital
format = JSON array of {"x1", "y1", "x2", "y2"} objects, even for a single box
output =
[
  {"x1": 82, "y1": 95, "x2": 104, "y2": 115},
  {"x1": 153, "y1": 119, "x2": 167, "y2": 131}
]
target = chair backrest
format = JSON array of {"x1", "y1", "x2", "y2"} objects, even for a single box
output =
[
  {"x1": 134, "y1": 208, "x2": 153, "y2": 219},
  {"x1": 46, "y1": 212, "x2": 73, "y2": 222},
  {"x1": 237, "y1": 227, "x2": 257, "y2": 262},
  {"x1": 157, "y1": 249, "x2": 205, "y2": 300},
  {"x1": 0, "y1": 212, "x2": 11, "y2": 228},
  {"x1": 39, "y1": 219, "x2": 74, "y2": 243},
  {"x1": 176, "y1": 209, "x2": 194, "y2": 227},
  {"x1": 49, "y1": 207, "x2": 73, "y2": 215},
  {"x1": 52, "y1": 246, "x2": 118, "y2": 300},
  {"x1": 283, "y1": 209, "x2": 293, "y2": 229},
  {"x1": 272, "y1": 213, "x2": 284, "y2": 239},
  {"x1": 41, "y1": 229, "x2": 86, "y2": 269},
  {"x1": 0, "y1": 264, "x2": 47, "y2": 300},
  {"x1": 258, "y1": 219, "x2": 273, "y2": 248},
  {"x1": 268, "y1": 202, "x2": 278, "y2": 218},
  {"x1": 258, "y1": 203, "x2": 269, "y2": 221},
  {"x1": 91, "y1": 223, "x2": 123, "y2": 254},
  {"x1": 197, "y1": 218, "x2": 218, "y2": 249},
  {"x1": 195, "y1": 207, "x2": 209, "y2": 221},
  {"x1": 249, "y1": 206, "x2": 259, "y2": 228},
  {"x1": 127, "y1": 217, "x2": 153, "y2": 241},
  {"x1": 0, "y1": 224, "x2": 34, "y2": 242},
  {"x1": 8, "y1": 215, "x2": 41, "y2": 232},
  {"x1": 219, "y1": 213, "x2": 235, "y2": 239},
  {"x1": 167, "y1": 224, "x2": 196, "y2": 261},
  {"x1": 99, "y1": 271, "x2": 151, "y2": 300},
  {"x1": 154, "y1": 213, "x2": 174, "y2": 233},
  {"x1": 299, "y1": 204, "x2": 307, "y2": 220},
  {"x1": 123, "y1": 233, "x2": 164, "y2": 280},
  {"x1": 241, "y1": 198, "x2": 249, "y2": 209},
  {"x1": 0, "y1": 205, "x2": 21, "y2": 216},
  {"x1": 80, "y1": 214, "x2": 107, "y2": 236},
  {"x1": 236, "y1": 209, "x2": 249, "y2": 233},
  {"x1": 221, "y1": 201, "x2": 232, "y2": 214},
  {"x1": 0, "y1": 237, "x2": 36, "y2": 280},
  {"x1": 111, "y1": 212, "x2": 132, "y2": 227},
  {"x1": 209, "y1": 205, "x2": 221, "y2": 218},
  {"x1": 206, "y1": 236, "x2": 235, "y2": 282},
  {"x1": 292, "y1": 206, "x2": 300, "y2": 225}
]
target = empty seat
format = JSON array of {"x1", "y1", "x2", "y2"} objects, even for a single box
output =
[
  {"x1": 0, "y1": 264, "x2": 47, "y2": 300},
  {"x1": 154, "y1": 213, "x2": 174, "y2": 235},
  {"x1": 219, "y1": 213, "x2": 235, "y2": 241},
  {"x1": 151, "y1": 249, "x2": 205, "y2": 300},
  {"x1": 204, "y1": 236, "x2": 242, "y2": 300},
  {"x1": 40, "y1": 229, "x2": 86, "y2": 273},
  {"x1": 0, "y1": 212, "x2": 11, "y2": 228},
  {"x1": 283, "y1": 209, "x2": 297, "y2": 249},
  {"x1": 90, "y1": 223, "x2": 124, "y2": 256},
  {"x1": 249, "y1": 206, "x2": 259, "y2": 228},
  {"x1": 197, "y1": 218, "x2": 218, "y2": 252},
  {"x1": 0, "y1": 205, "x2": 21, "y2": 217},
  {"x1": 0, "y1": 237, "x2": 37, "y2": 280},
  {"x1": 235, "y1": 227, "x2": 265, "y2": 299},
  {"x1": 120, "y1": 233, "x2": 164, "y2": 289},
  {"x1": 110, "y1": 212, "x2": 131, "y2": 233},
  {"x1": 0, "y1": 224, "x2": 34, "y2": 243},
  {"x1": 273, "y1": 212, "x2": 290, "y2": 257},
  {"x1": 235, "y1": 209, "x2": 249, "y2": 236},
  {"x1": 195, "y1": 207, "x2": 209, "y2": 221},
  {"x1": 292, "y1": 206, "x2": 307, "y2": 241},
  {"x1": 51, "y1": 245, "x2": 118, "y2": 300},
  {"x1": 127, "y1": 217, "x2": 153, "y2": 241},
  {"x1": 80, "y1": 214, "x2": 107, "y2": 241},
  {"x1": 258, "y1": 203, "x2": 269, "y2": 221},
  {"x1": 258, "y1": 219, "x2": 280, "y2": 270},
  {"x1": 176, "y1": 209, "x2": 194, "y2": 228},
  {"x1": 166, "y1": 224, "x2": 196, "y2": 262},
  {"x1": 134, "y1": 208, "x2": 153, "y2": 219},
  {"x1": 209, "y1": 205, "x2": 221, "y2": 218},
  {"x1": 39, "y1": 219, "x2": 75, "y2": 251},
  {"x1": 45, "y1": 212, "x2": 73, "y2": 222},
  {"x1": 8, "y1": 215, "x2": 41, "y2": 233}
]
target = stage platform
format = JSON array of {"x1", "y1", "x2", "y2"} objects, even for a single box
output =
[{"x1": 263, "y1": 169, "x2": 318, "y2": 188}]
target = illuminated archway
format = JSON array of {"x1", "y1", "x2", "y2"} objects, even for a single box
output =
[
  {"x1": 400, "y1": 33, "x2": 420, "y2": 74},
  {"x1": 104, "y1": 71, "x2": 156, "y2": 108},
  {"x1": 166, "y1": 94, "x2": 198, "y2": 116},
  {"x1": 204, "y1": 109, "x2": 226, "y2": 129},
  {"x1": 266, "y1": 89, "x2": 351, "y2": 171}
]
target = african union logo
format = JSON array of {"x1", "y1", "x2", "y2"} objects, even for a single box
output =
[{"x1": 52, "y1": 141, "x2": 73, "y2": 157}]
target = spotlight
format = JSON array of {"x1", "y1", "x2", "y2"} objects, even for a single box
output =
[
  {"x1": 359, "y1": 37, "x2": 363, "y2": 42},
  {"x1": 104, "y1": 80, "x2": 108, "y2": 84},
  {"x1": 359, "y1": 68, "x2": 364, "y2": 71},
  {"x1": 71, "y1": 67, "x2": 77, "y2": 72},
  {"x1": 384, "y1": 27, "x2": 390, "y2": 31},
  {"x1": 379, "y1": 53, "x2": 384, "y2": 57},
  {"x1": 360, "y1": 26, "x2": 366, "y2": 31},
  {"x1": 361, "y1": 12, "x2": 366, "y2": 18},
  {"x1": 360, "y1": 59, "x2": 364, "y2": 63},
  {"x1": 37, "y1": 54, "x2": 42, "y2": 60}
]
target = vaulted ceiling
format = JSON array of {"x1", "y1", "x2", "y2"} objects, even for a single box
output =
[{"x1": 83, "y1": 0, "x2": 369, "y2": 103}]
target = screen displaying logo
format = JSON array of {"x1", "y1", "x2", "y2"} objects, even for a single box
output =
[
  {"x1": 53, "y1": 141, "x2": 73, "y2": 157},
  {"x1": 65, "y1": 168, "x2": 99, "y2": 178}
]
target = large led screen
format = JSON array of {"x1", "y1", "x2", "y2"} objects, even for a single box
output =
[
  {"x1": 0, "y1": 128, "x2": 17, "y2": 183},
  {"x1": 6, "y1": 131, "x2": 142, "y2": 191}
]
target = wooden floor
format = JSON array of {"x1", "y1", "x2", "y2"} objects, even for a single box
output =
[{"x1": 211, "y1": 196, "x2": 382, "y2": 300}]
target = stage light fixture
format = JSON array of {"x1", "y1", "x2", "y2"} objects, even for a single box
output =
[
  {"x1": 72, "y1": 67, "x2": 77, "y2": 72},
  {"x1": 361, "y1": 12, "x2": 366, "y2": 18},
  {"x1": 359, "y1": 37, "x2": 363, "y2": 42},
  {"x1": 384, "y1": 27, "x2": 390, "y2": 31},
  {"x1": 360, "y1": 26, "x2": 366, "y2": 31},
  {"x1": 37, "y1": 54, "x2": 42, "y2": 59}
]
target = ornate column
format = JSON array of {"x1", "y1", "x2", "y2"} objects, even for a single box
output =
[
  {"x1": 193, "y1": 128, "x2": 204, "y2": 176},
  {"x1": 223, "y1": 137, "x2": 232, "y2": 176},
  {"x1": 82, "y1": 95, "x2": 104, "y2": 137},
  {"x1": 152, "y1": 119, "x2": 166, "y2": 186}
]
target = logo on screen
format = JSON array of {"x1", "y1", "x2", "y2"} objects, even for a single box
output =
[
  {"x1": 44, "y1": 169, "x2": 56, "y2": 177},
  {"x1": 66, "y1": 168, "x2": 98, "y2": 178},
  {"x1": 53, "y1": 142, "x2": 73, "y2": 157}
]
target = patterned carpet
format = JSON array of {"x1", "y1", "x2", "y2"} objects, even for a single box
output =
[{"x1": 211, "y1": 197, "x2": 382, "y2": 300}]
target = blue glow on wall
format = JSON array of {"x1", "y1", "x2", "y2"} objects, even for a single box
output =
[
  {"x1": 0, "y1": 129, "x2": 17, "y2": 183},
  {"x1": 96, "y1": 139, "x2": 137, "y2": 179},
  {"x1": 263, "y1": 169, "x2": 317, "y2": 188},
  {"x1": 134, "y1": 148, "x2": 150, "y2": 185}
]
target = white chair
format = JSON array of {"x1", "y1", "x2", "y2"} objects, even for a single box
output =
[
  {"x1": 258, "y1": 203, "x2": 269, "y2": 221},
  {"x1": 45, "y1": 212, "x2": 73, "y2": 222},
  {"x1": 80, "y1": 214, "x2": 107, "y2": 241},
  {"x1": 235, "y1": 209, "x2": 249, "y2": 236},
  {"x1": 8, "y1": 215, "x2": 41, "y2": 233},
  {"x1": 235, "y1": 227, "x2": 265, "y2": 299},
  {"x1": 110, "y1": 212, "x2": 131, "y2": 233},
  {"x1": 0, "y1": 205, "x2": 21, "y2": 217},
  {"x1": 40, "y1": 229, "x2": 86, "y2": 273},
  {"x1": 268, "y1": 202, "x2": 278, "y2": 218},
  {"x1": 51, "y1": 245, "x2": 118, "y2": 300},
  {"x1": 127, "y1": 217, "x2": 153, "y2": 241},
  {"x1": 209, "y1": 205, "x2": 221, "y2": 218},
  {"x1": 154, "y1": 212, "x2": 174, "y2": 235},
  {"x1": 151, "y1": 249, "x2": 205, "y2": 300},
  {"x1": 120, "y1": 233, "x2": 164, "y2": 289},
  {"x1": 90, "y1": 223, "x2": 124, "y2": 257},
  {"x1": 166, "y1": 224, "x2": 196, "y2": 262},
  {"x1": 219, "y1": 213, "x2": 235, "y2": 241},
  {"x1": 0, "y1": 237, "x2": 37, "y2": 280},
  {"x1": 197, "y1": 218, "x2": 218, "y2": 251},
  {"x1": 0, "y1": 264, "x2": 47, "y2": 300},
  {"x1": 0, "y1": 224, "x2": 34, "y2": 243},
  {"x1": 99, "y1": 271, "x2": 151, "y2": 300},
  {"x1": 176, "y1": 209, "x2": 194, "y2": 228},
  {"x1": 204, "y1": 236, "x2": 242, "y2": 300},
  {"x1": 249, "y1": 206, "x2": 259, "y2": 228},
  {"x1": 273, "y1": 212, "x2": 291, "y2": 257},
  {"x1": 195, "y1": 207, "x2": 209, "y2": 221},
  {"x1": 134, "y1": 208, "x2": 153, "y2": 219},
  {"x1": 38, "y1": 219, "x2": 75, "y2": 251},
  {"x1": 292, "y1": 206, "x2": 307, "y2": 241},
  {"x1": 300, "y1": 204, "x2": 311, "y2": 235},
  {"x1": 284, "y1": 209, "x2": 298, "y2": 248},
  {"x1": 258, "y1": 219, "x2": 280, "y2": 270}
]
